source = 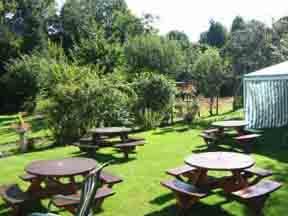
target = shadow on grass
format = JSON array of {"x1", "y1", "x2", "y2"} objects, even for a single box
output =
[
  {"x1": 150, "y1": 193, "x2": 174, "y2": 205},
  {"x1": 145, "y1": 202, "x2": 234, "y2": 216},
  {"x1": 70, "y1": 150, "x2": 136, "y2": 164}
]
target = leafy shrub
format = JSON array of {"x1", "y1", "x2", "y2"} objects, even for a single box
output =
[
  {"x1": 132, "y1": 73, "x2": 176, "y2": 129},
  {"x1": 1, "y1": 55, "x2": 50, "y2": 112},
  {"x1": 136, "y1": 109, "x2": 163, "y2": 130},
  {"x1": 1, "y1": 43, "x2": 69, "y2": 113},
  {"x1": 38, "y1": 68, "x2": 135, "y2": 145}
]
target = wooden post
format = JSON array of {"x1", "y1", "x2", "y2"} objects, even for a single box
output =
[{"x1": 19, "y1": 129, "x2": 29, "y2": 153}]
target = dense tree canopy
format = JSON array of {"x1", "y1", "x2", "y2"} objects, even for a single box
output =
[{"x1": 200, "y1": 20, "x2": 228, "y2": 48}]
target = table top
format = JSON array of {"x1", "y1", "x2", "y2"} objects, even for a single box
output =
[
  {"x1": 89, "y1": 127, "x2": 132, "y2": 134},
  {"x1": 185, "y1": 152, "x2": 255, "y2": 171},
  {"x1": 25, "y1": 158, "x2": 97, "y2": 177},
  {"x1": 211, "y1": 120, "x2": 248, "y2": 128}
]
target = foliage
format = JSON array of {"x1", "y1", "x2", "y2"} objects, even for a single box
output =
[
  {"x1": 132, "y1": 73, "x2": 176, "y2": 128},
  {"x1": 200, "y1": 20, "x2": 228, "y2": 48},
  {"x1": 124, "y1": 35, "x2": 184, "y2": 76},
  {"x1": 224, "y1": 20, "x2": 274, "y2": 75},
  {"x1": 193, "y1": 48, "x2": 228, "y2": 115},
  {"x1": 1, "y1": 54, "x2": 49, "y2": 113},
  {"x1": 166, "y1": 30, "x2": 190, "y2": 49},
  {"x1": 136, "y1": 109, "x2": 163, "y2": 130},
  {"x1": 231, "y1": 16, "x2": 246, "y2": 32},
  {"x1": 38, "y1": 69, "x2": 135, "y2": 145},
  {"x1": 133, "y1": 73, "x2": 176, "y2": 112},
  {"x1": 71, "y1": 29, "x2": 124, "y2": 73}
]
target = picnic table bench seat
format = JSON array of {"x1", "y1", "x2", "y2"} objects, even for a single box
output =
[
  {"x1": 52, "y1": 187, "x2": 115, "y2": 212},
  {"x1": 234, "y1": 134, "x2": 262, "y2": 152},
  {"x1": 115, "y1": 139, "x2": 145, "y2": 159},
  {"x1": 242, "y1": 167, "x2": 273, "y2": 184},
  {"x1": 235, "y1": 134, "x2": 262, "y2": 142},
  {"x1": 231, "y1": 180, "x2": 282, "y2": 215},
  {"x1": 203, "y1": 128, "x2": 220, "y2": 134},
  {"x1": 199, "y1": 133, "x2": 218, "y2": 146},
  {"x1": 166, "y1": 165, "x2": 197, "y2": 181},
  {"x1": 0, "y1": 184, "x2": 31, "y2": 216},
  {"x1": 19, "y1": 173, "x2": 37, "y2": 182},
  {"x1": 100, "y1": 171, "x2": 123, "y2": 188},
  {"x1": 161, "y1": 179, "x2": 210, "y2": 210}
]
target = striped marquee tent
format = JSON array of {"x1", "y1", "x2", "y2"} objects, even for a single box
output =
[{"x1": 244, "y1": 61, "x2": 288, "y2": 128}]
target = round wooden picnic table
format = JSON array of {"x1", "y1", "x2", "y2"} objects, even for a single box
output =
[
  {"x1": 211, "y1": 120, "x2": 248, "y2": 135},
  {"x1": 26, "y1": 157, "x2": 97, "y2": 177},
  {"x1": 89, "y1": 127, "x2": 132, "y2": 145},
  {"x1": 185, "y1": 152, "x2": 255, "y2": 192},
  {"x1": 25, "y1": 157, "x2": 97, "y2": 197}
]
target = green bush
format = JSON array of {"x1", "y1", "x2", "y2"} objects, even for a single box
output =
[
  {"x1": 38, "y1": 69, "x2": 135, "y2": 145},
  {"x1": 136, "y1": 109, "x2": 163, "y2": 130},
  {"x1": 1, "y1": 43, "x2": 69, "y2": 113},
  {"x1": 1, "y1": 55, "x2": 50, "y2": 112},
  {"x1": 132, "y1": 73, "x2": 176, "y2": 129}
]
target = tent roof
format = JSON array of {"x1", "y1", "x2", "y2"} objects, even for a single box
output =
[{"x1": 245, "y1": 61, "x2": 288, "y2": 80}]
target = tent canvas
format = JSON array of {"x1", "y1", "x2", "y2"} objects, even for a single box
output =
[{"x1": 244, "y1": 61, "x2": 288, "y2": 128}]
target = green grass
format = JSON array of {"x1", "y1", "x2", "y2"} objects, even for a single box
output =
[{"x1": 0, "y1": 111, "x2": 288, "y2": 216}]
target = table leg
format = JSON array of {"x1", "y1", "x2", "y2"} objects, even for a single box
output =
[
  {"x1": 236, "y1": 126, "x2": 245, "y2": 136},
  {"x1": 93, "y1": 134, "x2": 102, "y2": 146},
  {"x1": 68, "y1": 176, "x2": 79, "y2": 193},
  {"x1": 27, "y1": 177, "x2": 43, "y2": 196},
  {"x1": 221, "y1": 170, "x2": 248, "y2": 193},
  {"x1": 120, "y1": 133, "x2": 129, "y2": 142},
  {"x1": 193, "y1": 169, "x2": 209, "y2": 187}
]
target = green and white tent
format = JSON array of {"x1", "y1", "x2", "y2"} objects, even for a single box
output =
[{"x1": 244, "y1": 61, "x2": 288, "y2": 128}]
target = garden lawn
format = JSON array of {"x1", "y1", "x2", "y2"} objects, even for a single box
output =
[{"x1": 0, "y1": 113, "x2": 288, "y2": 215}]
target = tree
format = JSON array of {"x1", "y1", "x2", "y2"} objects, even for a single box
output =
[
  {"x1": 193, "y1": 48, "x2": 228, "y2": 115},
  {"x1": 231, "y1": 16, "x2": 246, "y2": 32},
  {"x1": 223, "y1": 20, "x2": 274, "y2": 110},
  {"x1": 71, "y1": 28, "x2": 124, "y2": 73},
  {"x1": 124, "y1": 35, "x2": 184, "y2": 76},
  {"x1": 199, "y1": 20, "x2": 228, "y2": 48},
  {"x1": 167, "y1": 30, "x2": 190, "y2": 49}
]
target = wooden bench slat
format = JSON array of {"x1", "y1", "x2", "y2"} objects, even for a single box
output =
[
  {"x1": 73, "y1": 143, "x2": 99, "y2": 149},
  {"x1": 0, "y1": 184, "x2": 30, "y2": 205},
  {"x1": 243, "y1": 167, "x2": 273, "y2": 178},
  {"x1": 199, "y1": 133, "x2": 217, "y2": 140},
  {"x1": 115, "y1": 140, "x2": 145, "y2": 148},
  {"x1": 100, "y1": 171, "x2": 123, "y2": 185},
  {"x1": 203, "y1": 128, "x2": 219, "y2": 134},
  {"x1": 53, "y1": 187, "x2": 114, "y2": 207},
  {"x1": 19, "y1": 173, "x2": 38, "y2": 182},
  {"x1": 232, "y1": 180, "x2": 282, "y2": 199},
  {"x1": 161, "y1": 179, "x2": 208, "y2": 198},
  {"x1": 166, "y1": 165, "x2": 197, "y2": 177},
  {"x1": 235, "y1": 134, "x2": 262, "y2": 141}
]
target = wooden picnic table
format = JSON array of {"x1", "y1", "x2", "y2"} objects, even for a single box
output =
[
  {"x1": 185, "y1": 152, "x2": 255, "y2": 192},
  {"x1": 211, "y1": 120, "x2": 248, "y2": 135},
  {"x1": 25, "y1": 157, "x2": 97, "y2": 198},
  {"x1": 89, "y1": 127, "x2": 132, "y2": 146}
]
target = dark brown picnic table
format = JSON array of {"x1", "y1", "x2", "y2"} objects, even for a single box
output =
[
  {"x1": 185, "y1": 152, "x2": 255, "y2": 192},
  {"x1": 25, "y1": 157, "x2": 97, "y2": 197},
  {"x1": 211, "y1": 120, "x2": 248, "y2": 136},
  {"x1": 89, "y1": 127, "x2": 132, "y2": 146}
]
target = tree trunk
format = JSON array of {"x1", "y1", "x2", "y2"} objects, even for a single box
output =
[
  {"x1": 216, "y1": 95, "x2": 219, "y2": 115},
  {"x1": 209, "y1": 97, "x2": 214, "y2": 116}
]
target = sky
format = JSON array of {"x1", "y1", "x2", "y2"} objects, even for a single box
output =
[{"x1": 57, "y1": 0, "x2": 288, "y2": 42}]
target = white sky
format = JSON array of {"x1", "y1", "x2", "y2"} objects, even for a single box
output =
[{"x1": 57, "y1": 0, "x2": 288, "y2": 42}]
